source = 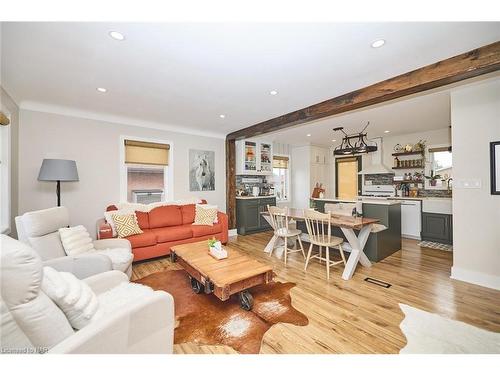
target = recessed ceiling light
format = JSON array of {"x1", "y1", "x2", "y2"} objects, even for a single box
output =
[
  {"x1": 96, "y1": 87, "x2": 107, "y2": 93},
  {"x1": 219, "y1": 114, "x2": 226, "y2": 119},
  {"x1": 384, "y1": 130, "x2": 390, "y2": 133},
  {"x1": 270, "y1": 90, "x2": 278, "y2": 96},
  {"x1": 109, "y1": 31, "x2": 125, "y2": 41},
  {"x1": 371, "y1": 39, "x2": 385, "y2": 48},
  {"x1": 307, "y1": 134, "x2": 311, "y2": 137},
  {"x1": 332, "y1": 139, "x2": 337, "y2": 142}
]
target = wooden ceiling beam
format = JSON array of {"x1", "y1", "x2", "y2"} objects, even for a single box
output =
[
  {"x1": 227, "y1": 41, "x2": 500, "y2": 141},
  {"x1": 225, "y1": 41, "x2": 500, "y2": 229}
]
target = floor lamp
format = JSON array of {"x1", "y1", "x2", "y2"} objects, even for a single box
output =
[{"x1": 38, "y1": 159, "x2": 79, "y2": 206}]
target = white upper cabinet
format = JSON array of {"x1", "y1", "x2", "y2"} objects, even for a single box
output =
[
  {"x1": 310, "y1": 145, "x2": 330, "y2": 165},
  {"x1": 236, "y1": 139, "x2": 273, "y2": 175}
]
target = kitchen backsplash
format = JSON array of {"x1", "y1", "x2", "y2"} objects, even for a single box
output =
[
  {"x1": 236, "y1": 175, "x2": 273, "y2": 196},
  {"x1": 416, "y1": 189, "x2": 452, "y2": 198},
  {"x1": 364, "y1": 173, "x2": 452, "y2": 197},
  {"x1": 364, "y1": 173, "x2": 394, "y2": 185}
]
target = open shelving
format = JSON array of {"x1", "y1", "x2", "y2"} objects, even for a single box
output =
[{"x1": 391, "y1": 151, "x2": 424, "y2": 157}]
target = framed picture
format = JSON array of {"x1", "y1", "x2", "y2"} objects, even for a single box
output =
[
  {"x1": 189, "y1": 149, "x2": 215, "y2": 191},
  {"x1": 490, "y1": 141, "x2": 500, "y2": 195}
]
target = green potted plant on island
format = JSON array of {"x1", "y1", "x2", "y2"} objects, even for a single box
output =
[{"x1": 424, "y1": 170, "x2": 442, "y2": 187}]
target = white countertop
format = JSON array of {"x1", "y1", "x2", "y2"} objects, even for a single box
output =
[
  {"x1": 311, "y1": 197, "x2": 400, "y2": 206},
  {"x1": 389, "y1": 197, "x2": 452, "y2": 201},
  {"x1": 236, "y1": 195, "x2": 277, "y2": 200}
]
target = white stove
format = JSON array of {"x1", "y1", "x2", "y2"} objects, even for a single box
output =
[{"x1": 361, "y1": 184, "x2": 395, "y2": 198}]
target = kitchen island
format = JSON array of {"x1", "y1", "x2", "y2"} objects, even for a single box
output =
[{"x1": 305, "y1": 197, "x2": 402, "y2": 262}]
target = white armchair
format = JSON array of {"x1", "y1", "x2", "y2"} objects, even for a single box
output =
[
  {"x1": 15, "y1": 206, "x2": 133, "y2": 279},
  {"x1": 0, "y1": 235, "x2": 174, "y2": 354}
]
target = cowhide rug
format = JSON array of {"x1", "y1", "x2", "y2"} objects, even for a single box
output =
[
  {"x1": 136, "y1": 269, "x2": 308, "y2": 353},
  {"x1": 399, "y1": 304, "x2": 500, "y2": 354}
]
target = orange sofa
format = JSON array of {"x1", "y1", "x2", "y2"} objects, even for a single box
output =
[{"x1": 98, "y1": 202, "x2": 228, "y2": 262}]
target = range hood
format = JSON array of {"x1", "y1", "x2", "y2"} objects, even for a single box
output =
[{"x1": 358, "y1": 137, "x2": 393, "y2": 175}]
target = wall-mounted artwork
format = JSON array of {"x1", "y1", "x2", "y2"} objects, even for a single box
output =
[
  {"x1": 490, "y1": 141, "x2": 500, "y2": 195},
  {"x1": 189, "y1": 149, "x2": 215, "y2": 191}
]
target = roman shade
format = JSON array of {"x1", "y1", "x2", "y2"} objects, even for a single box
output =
[
  {"x1": 428, "y1": 146, "x2": 452, "y2": 153},
  {"x1": 273, "y1": 155, "x2": 289, "y2": 169},
  {"x1": 124, "y1": 140, "x2": 170, "y2": 166},
  {"x1": 0, "y1": 111, "x2": 10, "y2": 126}
]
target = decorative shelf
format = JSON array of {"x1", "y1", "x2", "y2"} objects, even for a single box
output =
[
  {"x1": 392, "y1": 151, "x2": 424, "y2": 157},
  {"x1": 392, "y1": 166, "x2": 424, "y2": 170}
]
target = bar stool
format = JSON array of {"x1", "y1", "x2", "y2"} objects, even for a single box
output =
[{"x1": 303, "y1": 209, "x2": 346, "y2": 280}]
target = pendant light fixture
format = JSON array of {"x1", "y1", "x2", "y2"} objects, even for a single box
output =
[{"x1": 333, "y1": 122, "x2": 377, "y2": 156}]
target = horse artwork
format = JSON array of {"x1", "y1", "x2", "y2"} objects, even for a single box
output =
[{"x1": 189, "y1": 149, "x2": 215, "y2": 191}]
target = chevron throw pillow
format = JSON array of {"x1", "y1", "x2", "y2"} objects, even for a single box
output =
[
  {"x1": 112, "y1": 213, "x2": 143, "y2": 238},
  {"x1": 193, "y1": 204, "x2": 218, "y2": 226}
]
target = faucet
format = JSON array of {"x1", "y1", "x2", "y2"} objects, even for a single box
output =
[{"x1": 447, "y1": 178, "x2": 453, "y2": 190}]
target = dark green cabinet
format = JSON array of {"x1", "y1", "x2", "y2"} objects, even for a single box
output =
[
  {"x1": 421, "y1": 212, "x2": 453, "y2": 244},
  {"x1": 236, "y1": 197, "x2": 276, "y2": 235},
  {"x1": 243, "y1": 203, "x2": 260, "y2": 232}
]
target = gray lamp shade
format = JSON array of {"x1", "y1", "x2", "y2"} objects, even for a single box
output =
[{"x1": 38, "y1": 159, "x2": 79, "y2": 181}]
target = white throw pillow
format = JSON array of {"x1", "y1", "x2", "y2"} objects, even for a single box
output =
[
  {"x1": 41, "y1": 267, "x2": 99, "y2": 330},
  {"x1": 59, "y1": 225, "x2": 95, "y2": 256}
]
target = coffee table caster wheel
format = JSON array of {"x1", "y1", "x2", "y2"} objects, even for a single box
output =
[
  {"x1": 190, "y1": 277, "x2": 203, "y2": 294},
  {"x1": 170, "y1": 252, "x2": 177, "y2": 263},
  {"x1": 239, "y1": 290, "x2": 253, "y2": 311}
]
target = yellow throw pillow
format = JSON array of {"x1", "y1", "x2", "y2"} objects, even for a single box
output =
[
  {"x1": 193, "y1": 204, "x2": 218, "y2": 226},
  {"x1": 112, "y1": 213, "x2": 143, "y2": 238}
]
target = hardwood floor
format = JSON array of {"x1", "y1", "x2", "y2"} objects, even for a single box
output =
[{"x1": 132, "y1": 232, "x2": 500, "y2": 354}]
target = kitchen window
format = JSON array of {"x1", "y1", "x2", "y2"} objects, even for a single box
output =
[
  {"x1": 426, "y1": 145, "x2": 452, "y2": 190},
  {"x1": 273, "y1": 155, "x2": 290, "y2": 201},
  {"x1": 121, "y1": 138, "x2": 172, "y2": 203}
]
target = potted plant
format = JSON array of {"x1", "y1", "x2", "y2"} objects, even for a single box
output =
[
  {"x1": 424, "y1": 170, "x2": 442, "y2": 187},
  {"x1": 208, "y1": 237, "x2": 227, "y2": 259}
]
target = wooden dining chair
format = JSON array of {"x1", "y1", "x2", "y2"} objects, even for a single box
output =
[
  {"x1": 267, "y1": 205, "x2": 305, "y2": 265},
  {"x1": 303, "y1": 209, "x2": 346, "y2": 280}
]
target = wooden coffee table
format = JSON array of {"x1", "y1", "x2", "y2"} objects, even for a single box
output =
[{"x1": 170, "y1": 241, "x2": 273, "y2": 310}]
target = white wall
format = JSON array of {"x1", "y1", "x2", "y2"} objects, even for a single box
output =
[
  {"x1": 450, "y1": 77, "x2": 500, "y2": 290},
  {"x1": 18, "y1": 109, "x2": 226, "y2": 238}
]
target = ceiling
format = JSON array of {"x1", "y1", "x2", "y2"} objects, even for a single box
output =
[
  {"x1": 1, "y1": 22, "x2": 499, "y2": 138},
  {"x1": 259, "y1": 89, "x2": 453, "y2": 146}
]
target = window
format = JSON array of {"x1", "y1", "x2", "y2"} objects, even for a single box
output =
[
  {"x1": 127, "y1": 164, "x2": 165, "y2": 203},
  {"x1": 426, "y1": 146, "x2": 452, "y2": 190},
  {"x1": 273, "y1": 155, "x2": 290, "y2": 201},
  {"x1": 0, "y1": 111, "x2": 11, "y2": 234},
  {"x1": 121, "y1": 138, "x2": 172, "y2": 203}
]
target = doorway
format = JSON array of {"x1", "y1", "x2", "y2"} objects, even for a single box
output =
[{"x1": 335, "y1": 156, "x2": 362, "y2": 199}]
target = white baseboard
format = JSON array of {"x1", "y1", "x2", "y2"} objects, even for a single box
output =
[
  {"x1": 228, "y1": 229, "x2": 238, "y2": 237},
  {"x1": 451, "y1": 266, "x2": 500, "y2": 291}
]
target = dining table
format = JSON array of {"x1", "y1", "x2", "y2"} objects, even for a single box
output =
[{"x1": 261, "y1": 208, "x2": 380, "y2": 280}]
